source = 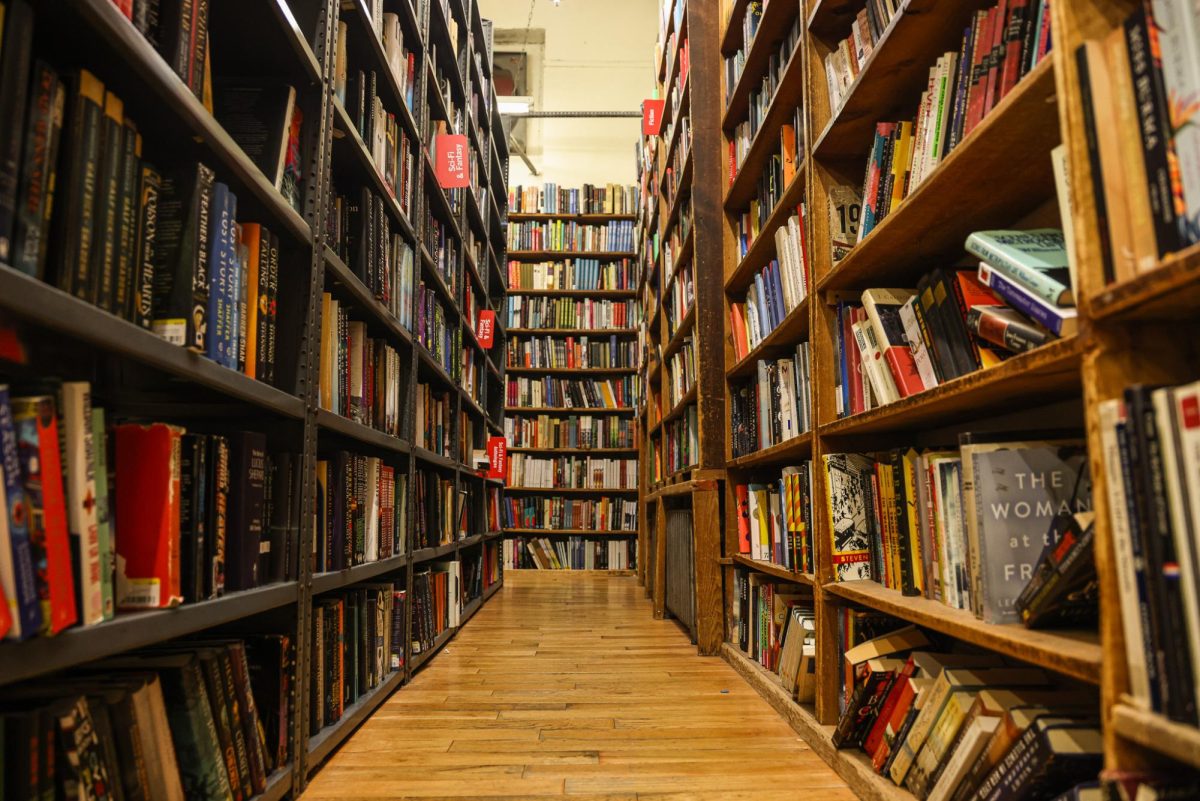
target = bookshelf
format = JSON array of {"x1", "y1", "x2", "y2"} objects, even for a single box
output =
[
  {"x1": 0, "y1": 0, "x2": 506, "y2": 795},
  {"x1": 500, "y1": 185, "x2": 643, "y2": 572},
  {"x1": 640, "y1": 0, "x2": 1200, "y2": 796}
]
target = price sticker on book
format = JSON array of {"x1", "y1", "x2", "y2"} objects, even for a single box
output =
[
  {"x1": 477, "y1": 310, "x2": 496, "y2": 348},
  {"x1": 487, "y1": 437, "x2": 507, "y2": 481},
  {"x1": 435, "y1": 134, "x2": 470, "y2": 188},
  {"x1": 642, "y1": 99, "x2": 665, "y2": 136}
]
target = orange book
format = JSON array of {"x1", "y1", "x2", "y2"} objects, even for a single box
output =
[
  {"x1": 781, "y1": 124, "x2": 798, "y2": 185},
  {"x1": 730, "y1": 303, "x2": 750, "y2": 361}
]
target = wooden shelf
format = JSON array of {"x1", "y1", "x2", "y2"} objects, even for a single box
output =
[
  {"x1": 720, "y1": 0, "x2": 753, "y2": 54},
  {"x1": 1087, "y1": 242, "x2": 1200, "y2": 322},
  {"x1": 727, "y1": 431, "x2": 813, "y2": 469},
  {"x1": 818, "y1": 336, "x2": 1085, "y2": 438},
  {"x1": 661, "y1": 152, "x2": 694, "y2": 238},
  {"x1": 504, "y1": 486, "x2": 639, "y2": 494},
  {"x1": 660, "y1": 384, "x2": 699, "y2": 425},
  {"x1": 824, "y1": 580, "x2": 1102, "y2": 684},
  {"x1": 662, "y1": 305, "x2": 696, "y2": 361},
  {"x1": 726, "y1": 296, "x2": 810, "y2": 380},
  {"x1": 731, "y1": 554, "x2": 815, "y2": 585},
  {"x1": 504, "y1": 366, "x2": 638, "y2": 375},
  {"x1": 722, "y1": 0, "x2": 801, "y2": 128},
  {"x1": 725, "y1": 169, "x2": 808, "y2": 292},
  {"x1": 1111, "y1": 703, "x2": 1200, "y2": 769},
  {"x1": 661, "y1": 75, "x2": 692, "y2": 177},
  {"x1": 816, "y1": 57, "x2": 1059, "y2": 292},
  {"x1": 504, "y1": 406, "x2": 637, "y2": 415},
  {"x1": 502, "y1": 529, "x2": 638, "y2": 537},
  {"x1": 507, "y1": 250, "x2": 636, "y2": 260}
]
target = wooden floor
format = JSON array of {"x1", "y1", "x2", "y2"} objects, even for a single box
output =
[{"x1": 301, "y1": 571, "x2": 854, "y2": 800}]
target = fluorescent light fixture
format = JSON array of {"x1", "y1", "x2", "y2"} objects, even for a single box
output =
[{"x1": 499, "y1": 98, "x2": 531, "y2": 114}]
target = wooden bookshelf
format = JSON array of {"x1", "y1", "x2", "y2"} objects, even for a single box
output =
[{"x1": 0, "y1": 0, "x2": 508, "y2": 795}]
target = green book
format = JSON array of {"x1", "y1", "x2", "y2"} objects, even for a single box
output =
[{"x1": 964, "y1": 228, "x2": 1073, "y2": 307}]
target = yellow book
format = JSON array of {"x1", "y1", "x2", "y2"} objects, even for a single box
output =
[
  {"x1": 901, "y1": 447, "x2": 925, "y2": 595},
  {"x1": 890, "y1": 120, "x2": 914, "y2": 210}
]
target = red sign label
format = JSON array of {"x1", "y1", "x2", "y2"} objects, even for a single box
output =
[
  {"x1": 487, "y1": 437, "x2": 507, "y2": 481},
  {"x1": 477, "y1": 310, "x2": 496, "y2": 348},
  {"x1": 435, "y1": 134, "x2": 470, "y2": 188},
  {"x1": 642, "y1": 99, "x2": 665, "y2": 136}
]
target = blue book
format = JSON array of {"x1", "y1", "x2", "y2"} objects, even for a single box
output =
[
  {"x1": 0, "y1": 385, "x2": 43, "y2": 638},
  {"x1": 837, "y1": 302, "x2": 850, "y2": 416},
  {"x1": 205, "y1": 183, "x2": 236, "y2": 368},
  {"x1": 226, "y1": 192, "x2": 240, "y2": 370},
  {"x1": 977, "y1": 263, "x2": 1077, "y2": 336}
]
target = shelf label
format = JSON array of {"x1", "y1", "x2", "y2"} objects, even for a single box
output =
[
  {"x1": 487, "y1": 436, "x2": 507, "y2": 480},
  {"x1": 477, "y1": 309, "x2": 496, "y2": 348},
  {"x1": 435, "y1": 134, "x2": 470, "y2": 188},
  {"x1": 642, "y1": 99, "x2": 665, "y2": 136}
]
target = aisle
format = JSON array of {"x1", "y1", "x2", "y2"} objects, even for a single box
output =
[{"x1": 301, "y1": 571, "x2": 853, "y2": 800}]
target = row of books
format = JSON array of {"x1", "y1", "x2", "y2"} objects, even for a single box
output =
[
  {"x1": 340, "y1": 66, "x2": 417, "y2": 215},
  {"x1": 663, "y1": 131, "x2": 692, "y2": 212},
  {"x1": 823, "y1": 0, "x2": 901, "y2": 110},
  {"x1": 417, "y1": 282, "x2": 460, "y2": 379},
  {"x1": 846, "y1": 2, "x2": 1054, "y2": 244},
  {"x1": 326, "y1": 184, "x2": 417, "y2": 331},
  {"x1": 504, "y1": 297, "x2": 641, "y2": 330},
  {"x1": 311, "y1": 583, "x2": 403, "y2": 736},
  {"x1": 424, "y1": 206, "x2": 459, "y2": 296},
  {"x1": 503, "y1": 414, "x2": 636, "y2": 450},
  {"x1": 482, "y1": 541, "x2": 501, "y2": 590},
  {"x1": 504, "y1": 376, "x2": 639, "y2": 410},
  {"x1": 411, "y1": 565, "x2": 456, "y2": 653},
  {"x1": 665, "y1": 337, "x2": 696, "y2": 407},
  {"x1": 507, "y1": 455, "x2": 637, "y2": 490},
  {"x1": 822, "y1": 435, "x2": 1092, "y2": 628},
  {"x1": 318, "y1": 294, "x2": 408, "y2": 437},
  {"x1": 1078, "y1": 3, "x2": 1200, "y2": 286},
  {"x1": 0, "y1": 383, "x2": 296, "y2": 643},
  {"x1": 729, "y1": 343, "x2": 813, "y2": 458},
  {"x1": 662, "y1": 201, "x2": 693, "y2": 280},
  {"x1": 335, "y1": 8, "x2": 417, "y2": 117},
  {"x1": 665, "y1": 263, "x2": 694, "y2": 339},
  {"x1": 507, "y1": 184, "x2": 639, "y2": 215},
  {"x1": 732, "y1": 115, "x2": 803, "y2": 237},
  {"x1": 502, "y1": 537, "x2": 636, "y2": 571},
  {"x1": 312, "y1": 452, "x2": 408, "y2": 577},
  {"x1": 500, "y1": 496, "x2": 637, "y2": 533},
  {"x1": 415, "y1": 382, "x2": 453, "y2": 456},
  {"x1": 728, "y1": 17, "x2": 801, "y2": 171},
  {"x1": 506, "y1": 220, "x2": 636, "y2": 254},
  {"x1": 734, "y1": 462, "x2": 816, "y2": 575},
  {"x1": 733, "y1": 569, "x2": 814, "y2": 687},
  {"x1": 506, "y1": 258, "x2": 639, "y2": 292},
  {"x1": 830, "y1": 623, "x2": 1104, "y2": 801},
  {"x1": 0, "y1": 636, "x2": 293, "y2": 800},
  {"x1": 728, "y1": 216, "x2": 810, "y2": 358},
  {"x1": 1099, "y1": 383, "x2": 1200, "y2": 726},
  {"x1": 460, "y1": 348, "x2": 483, "y2": 410},
  {"x1": 662, "y1": 408, "x2": 699, "y2": 476},
  {"x1": 414, "y1": 471, "x2": 461, "y2": 551},
  {"x1": 505, "y1": 336, "x2": 639, "y2": 370}
]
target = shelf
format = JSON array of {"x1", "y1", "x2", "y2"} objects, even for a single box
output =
[
  {"x1": 661, "y1": 152, "x2": 694, "y2": 238},
  {"x1": 316, "y1": 409, "x2": 411, "y2": 455},
  {"x1": 412, "y1": 541, "x2": 458, "y2": 564},
  {"x1": 660, "y1": 75, "x2": 692, "y2": 176},
  {"x1": 507, "y1": 212, "x2": 638, "y2": 222},
  {"x1": 662, "y1": 305, "x2": 696, "y2": 361},
  {"x1": 329, "y1": 98, "x2": 418, "y2": 243},
  {"x1": 410, "y1": 626, "x2": 455, "y2": 671},
  {"x1": 1111, "y1": 703, "x2": 1200, "y2": 768},
  {"x1": 727, "y1": 431, "x2": 813, "y2": 469},
  {"x1": 258, "y1": 766, "x2": 294, "y2": 801},
  {"x1": 824, "y1": 580, "x2": 1102, "y2": 684},
  {"x1": 323, "y1": 247, "x2": 414, "y2": 347},
  {"x1": 460, "y1": 594, "x2": 483, "y2": 626},
  {"x1": 507, "y1": 250, "x2": 636, "y2": 260},
  {"x1": 726, "y1": 296, "x2": 810, "y2": 380},
  {"x1": 504, "y1": 366, "x2": 638, "y2": 375},
  {"x1": 0, "y1": 267, "x2": 307, "y2": 420},
  {"x1": 660, "y1": 384, "x2": 699, "y2": 426},
  {"x1": 338, "y1": 0, "x2": 422, "y2": 139},
  {"x1": 412, "y1": 445, "x2": 457, "y2": 470},
  {"x1": 504, "y1": 406, "x2": 638, "y2": 415},
  {"x1": 506, "y1": 288, "x2": 638, "y2": 298},
  {"x1": 307, "y1": 669, "x2": 405, "y2": 768},
  {"x1": 504, "y1": 486, "x2": 639, "y2": 494},
  {"x1": 1087, "y1": 243, "x2": 1200, "y2": 322},
  {"x1": 0, "y1": 582, "x2": 299, "y2": 687},
  {"x1": 664, "y1": 229, "x2": 696, "y2": 294},
  {"x1": 725, "y1": 168, "x2": 807, "y2": 291},
  {"x1": 722, "y1": 0, "x2": 801, "y2": 128},
  {"x1": 312, "y1": 553, "x2": 409, "y2": 594},
  {"x1": 720, "y1": 0, "x2": 753, "y2": 54},
  {"x1": 730, "y1": 554, "x2": 815, "y2": 586},
  {"x1": 457, "y1": 533, "x2": 484, "y2": 549},
  {"x1": 508, "y1": 447, "x2": 638, "y2": 454},
  {"x1": 484, "y1": 530, "x2": 505, "y2": 541},
  {"x1": 816, "y1": 57, "x2": 1059, "y2": 292},
  {"x1": 416, "y1": 344, "x2": 458, "y2": 389},
  {"x1": 723, "y1": 50, "x2": 806, "y2": 211},
  {"x1": 721, "y1": 643, "x2": 915, "y2": 801},
  {"x1": 819, "y1": 336, "x2": 1085, "y2": 438},
  {"x1": 503, "y1": 528, "x2": 638, "y2": 537},
  {"x1": 507, "y1": 328, "x2": 640, "y2": 337}
]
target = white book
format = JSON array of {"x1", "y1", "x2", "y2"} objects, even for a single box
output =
[
  {"x1": 773, "y1": 225, "x2": 796, "y2": 311},
  {"x1": 365, "y1": 457, "x2": 380, "y2": 562},
  {"x1": 852, "y1": 320, "x2": 899, "y2": 406},
  {"x1": 1097, "y1": 398, "x2": 1153, "y2": 707},
  {"x1": 899, "y1": 295, "x2": 939, "y2": 390},
  {"x1": 931, "y1": 52, "x2": 957, "y2": 177},
  {"x1": 777, "y1": 359, "x2": 799, "y2": 442},
  {"x1": 60, "y1": 382, "x2": 103, "y2": 625},
  {"x1": 925, "y1": 714, "x2": 1001, "y2": 801},
  {"x1": 756, "y1": 361, "x2": 773, "y2": 450},
  {"x1": 1163, "y1": 383, "x2": 1200, "y2": 697}
]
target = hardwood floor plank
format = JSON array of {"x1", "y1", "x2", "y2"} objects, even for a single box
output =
[{"x1": 299, "y1": 573, "x2": 850, "y2": 799}]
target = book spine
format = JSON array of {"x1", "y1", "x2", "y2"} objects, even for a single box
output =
[
  {"x1": 13, "y1": 60, "x2": 60, "y2": 279},
  {"x1": 92, "y1": 93, "x2": 124, "y2": 310},
  {"x1": 0, "y1": 0, "x2": 33, "y2": 265},
  {"x1": 60, "y1": 383, "x2": 104, "y2": 625},
  {"x1": 114, "y1": 121, "x2": 141, "y2": 320},
  {"x1": 976, "y1": 264, "x2": 1069, "y2": 335},
  {"x1": 133, "y1": 164, "x2": 161, "y2": 329},
  {"x1": 0, "y1": 386, "x2": 42, "y2": 638}
]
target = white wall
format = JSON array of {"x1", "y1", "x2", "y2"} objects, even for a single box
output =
[{"x1": 478, "y1": 0, "x2": 658, "y2": 190}]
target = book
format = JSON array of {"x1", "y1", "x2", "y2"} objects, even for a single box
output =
[
  {"x1": 0, "y1": 384, "x2": 41, "y2": 639},
  {"x1": 964, "y1": 229, "x2": 1073, "y2": 307},
  {"x1": 58, "y1": 382, "x2": 104, "y2": 626},
  {"x1": 862, "y1": 288, "x2": 925, "y2": 398},
  {"x1": 212, "y1": 80, "x2": 297, "y2": 193},
  {"x1": 153, "y1": 162, "x2": 215, "y2": 351},
  {"x1": 0, "y1": 0, "x2": 33, "y2": 265},
  {"x1": 115, "y1": 423, "x2": 185, "y2": 609}
]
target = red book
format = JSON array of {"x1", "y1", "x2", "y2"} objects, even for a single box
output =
[
  {"x1": 11, "y1": 396, "x2": 77, "y2": 635},
  {"x1": 730, "y1": 303, "x2": 749, "y2": 361},
  {"x1": 951, "y1": 269, "x2": 1003, "y2": 367},
  {"x1": 115, "y1": 423, "x2": 184, "y2": 609},
  {"x1": 110, "y1": 0, "x2": 133, "y2": 19},
  {"x1": 844, "y1": 306, "x2": 864, "y2": 416},
  {"x1": 964, "y1": 8, "x2": 996, "y2": 134},
  {"x1": 863, "y1": 655, "x2": 917, "y2": 756},
  {"x1": 871, "y1": 676, "x2": 923, "y2": 772},
  {"x1": 736, "y1": 485, "x2": 751, "y2": 554},
  {"x1": 998, "y1": 0, "x2": 1029, "y2": 99},
  {"x1": 0, "y1": 585, "x2": 10, "y2": 638},
  {"x1": 982, "y1": 0, "x2": 1009, "y2": 118}
]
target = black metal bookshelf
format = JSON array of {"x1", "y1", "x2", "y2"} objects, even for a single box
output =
[{"x1": 0, "y1": 0, "x2": 508, "y2": 796}]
